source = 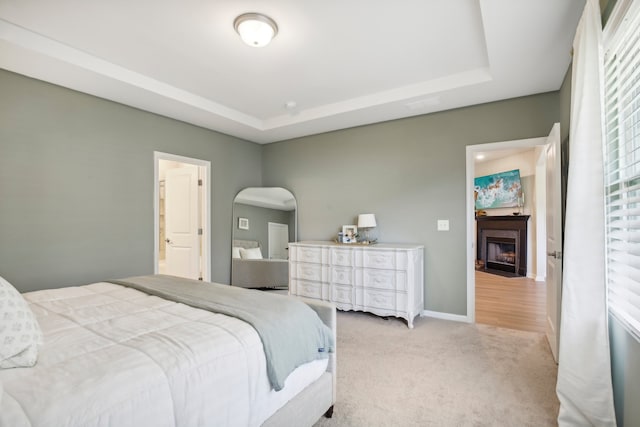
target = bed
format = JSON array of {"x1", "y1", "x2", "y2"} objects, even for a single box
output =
[
  {"x1": 232, "y1": 239, "x2": 289, "y2": 289},
  {"x1": 0, "y1": 274, "x2": 336, "y2": 427}
]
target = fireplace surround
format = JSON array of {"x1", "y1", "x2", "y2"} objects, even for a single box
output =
[{"x1": 476, "y1": 215, "x2": 529, "y2": 277}]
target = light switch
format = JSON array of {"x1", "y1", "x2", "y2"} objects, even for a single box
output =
[{"x1": 437, "y1": 219, "x2": 450, "y2": 231}]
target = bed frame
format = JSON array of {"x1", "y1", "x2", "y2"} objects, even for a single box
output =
[{"x1": 262, "y1": 297, "x2": 336, "y2": 426}]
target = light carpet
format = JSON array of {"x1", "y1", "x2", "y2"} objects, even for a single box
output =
[{"x1": 314, "y1": 311, "x2": 559, "y2": 427}]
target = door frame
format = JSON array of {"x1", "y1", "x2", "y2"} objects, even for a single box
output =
[
  {"x1": 465, "y1": 133, "x2": 552, "y2": 323},
  {"x1": 154, "y1": 151, "x2": 211, "y2": 281}
]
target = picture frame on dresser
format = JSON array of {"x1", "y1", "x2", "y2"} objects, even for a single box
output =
[{"x1": 341, "y1": 225, "x2": 357, "y2": 243}]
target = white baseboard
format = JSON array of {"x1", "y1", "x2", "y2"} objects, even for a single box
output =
[
  {"x1": 535, "y1": 275, "x2": 546, "y2": 282},
  {"x1": 421, "y1": 310, "x2": 470, "y2": 323}
]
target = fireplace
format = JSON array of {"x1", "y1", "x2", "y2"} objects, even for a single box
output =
[
  {"x1": 486, "y1": 236, "x2": 517, "y2": 273},
  {"x1": 476, "y1": 215, "x2": 529, "y2": 277}
]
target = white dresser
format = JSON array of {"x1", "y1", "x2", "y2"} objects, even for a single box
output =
[{"x1": 289, "y1": 241, "x2": 424, "y2": 328}]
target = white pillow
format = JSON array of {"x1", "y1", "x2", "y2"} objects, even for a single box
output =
[
  {"x1": 240, "y1": 247, "x2": 263, "y2": 260},
  {"x1": 0, "y1": 276, "x2": 43, "y2": 369},
  {"x1": 232, "y1": 246, "x2": 242, "y2": 259}
]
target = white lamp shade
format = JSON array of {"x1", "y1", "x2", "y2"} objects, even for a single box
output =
[
  {"x1": 358, "y1": 213, "x2": 377, "y2": 228},
  {"x1": 234, "y1": 13, "x2": 278, "y2": 47}
]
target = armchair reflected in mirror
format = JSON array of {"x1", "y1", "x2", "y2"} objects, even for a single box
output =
[{"x1": 231, "y1": 187, "x2": 297, "y2": 289}]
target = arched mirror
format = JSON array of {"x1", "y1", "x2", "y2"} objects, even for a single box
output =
[{"x1": 231, "y1": 187, "x2": 297, "y2": 289}]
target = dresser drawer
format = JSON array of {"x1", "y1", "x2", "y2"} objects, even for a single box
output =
[
  {"x1": 292, "y1": 263, "x2": 324, "y2": 282},
  {"x1": 363, "y1": 250, "x2": 407, "y2": 270},
  {"x1": 331, "y1": 248, "x2": 353, "y2": 266},
  {"x1": 331, "y1": 266, "x2": 354, "y2": 286},
  {"x1": 364, "y1": 289, "x2": 406, "y2": 311},
  {"x1": 363, "y1": 269, "x2": 407, "y2": 291},
  {"x1": 296, "y1": 246, "x2": 323, "y2": 264},
  {"x1": 292, "y1": 280, "x2": 323, "y2": 299},
  {"x1": 331, "y1": 285, "x2": 354, "y2": 305}
]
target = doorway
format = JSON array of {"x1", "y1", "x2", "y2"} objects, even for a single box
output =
[
  {"x1": 154, "y1": 152, "x2": 211, "y2": 281},
  {"x1": 268, "y1": 222, "x2": 289, "y2": 260},
  {"x1": 466, "y1": 126, "x2": 560, "y2": 334}
]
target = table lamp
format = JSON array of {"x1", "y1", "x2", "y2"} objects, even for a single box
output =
[{"x1": 357, "y1": 213, "x2": 377, "y2": 243}]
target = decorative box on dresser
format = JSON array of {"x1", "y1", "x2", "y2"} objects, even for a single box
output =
[{"x1": 289, "y1": 241, "x2": 424, "y2": 328}]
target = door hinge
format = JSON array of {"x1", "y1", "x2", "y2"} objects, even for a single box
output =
[
  {"x1": 198, "y1": 228, "x2": 203, "y2": 235},
  {"x1": 198, "y1": 179, "x2": 203, "y2": 186}
]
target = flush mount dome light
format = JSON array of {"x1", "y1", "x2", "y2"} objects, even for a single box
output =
[{"x1": 234, "y1": 13, "x2": 278, "y2": 47}]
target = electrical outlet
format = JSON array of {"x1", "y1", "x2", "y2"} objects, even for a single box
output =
[{"x1": 437, "y1": 219, "x2": 450, "y2": 231}]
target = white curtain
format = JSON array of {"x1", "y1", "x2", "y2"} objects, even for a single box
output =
[{"x1": 556, "y1": 0, "x2": 616, "y2": 425}]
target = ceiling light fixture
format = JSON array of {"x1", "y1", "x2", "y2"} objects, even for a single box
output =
[{"x1": 234, "y1": 13, "x2": 278, "y2": 47}]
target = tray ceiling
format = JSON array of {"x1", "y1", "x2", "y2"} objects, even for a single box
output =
[{"x1": 0, "y1": 0, "x2": 585, "y2": 143}]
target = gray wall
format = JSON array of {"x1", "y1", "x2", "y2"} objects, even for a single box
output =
[
  {"x1": 232, "y1": 203, "x2": 295, "y2": 254},
  {"x1": 262, "y1": 93, "x2": 559, "y2": 315},
  {"x1": 0, "y1": 69, "x2": 262, "y2": 292}
]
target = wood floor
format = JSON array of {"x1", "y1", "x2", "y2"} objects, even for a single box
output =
[{"x1": 475, "y1": 270, "x2": 546, "y2": 333}]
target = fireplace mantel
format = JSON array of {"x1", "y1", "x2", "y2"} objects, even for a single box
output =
[{"x1": 476, "y1": 215, "x2": 530, "y2": 276}]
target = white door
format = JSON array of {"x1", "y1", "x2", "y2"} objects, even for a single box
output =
[
  {"x1": 268, "y1": 222, "x2": 289, "y2": 260},
  {"x1": 545, "y1": 123, "x2": 562, "y2": 362},
  {"x1": 165, "y1": 166, "x2": 200, "y2": 280}
]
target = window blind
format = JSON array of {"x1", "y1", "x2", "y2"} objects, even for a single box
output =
[{"x1": 604, "y1": 0, "x2": 640, "y2": 340}]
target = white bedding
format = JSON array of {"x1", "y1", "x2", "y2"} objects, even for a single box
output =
[{"x1": 0, "y1": 282, "x2": 327, "y2": 427}]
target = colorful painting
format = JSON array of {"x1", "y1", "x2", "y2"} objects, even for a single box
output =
[{"x1": 474, "y1": 169, "x2": 522, "y2": 209}]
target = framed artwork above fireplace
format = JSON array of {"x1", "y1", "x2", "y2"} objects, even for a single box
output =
[{"x1": 474, "y1": 169, "x2": 522, "y2": 210}]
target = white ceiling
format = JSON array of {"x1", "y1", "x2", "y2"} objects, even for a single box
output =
[{"x1": 0, "y1": 0, "x2": 585, "y2": 144}]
